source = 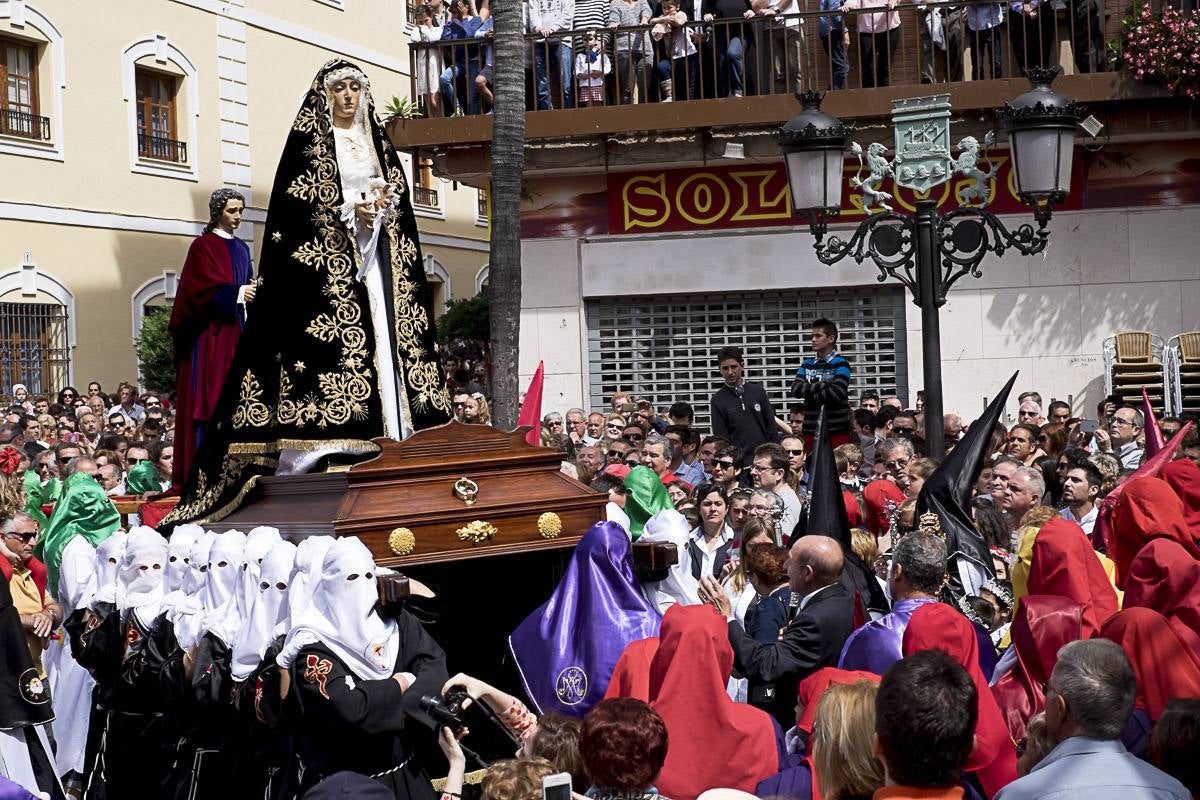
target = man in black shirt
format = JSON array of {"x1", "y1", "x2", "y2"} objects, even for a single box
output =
[{"x1": 709, "y1": 346, "x2": 775, "y2": 467}]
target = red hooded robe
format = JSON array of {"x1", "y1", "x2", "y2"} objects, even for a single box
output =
[
  {"x1": 903, "y1": 603, "x2": 1018, "y2": 799},
  {"x1": 1101, "y1": 607, "x2": 1200, "y2": 721},
  {"x1": 1123, "y1": 538, "x2": 1200, "y2": 657},
  {"x1": 991, "y1": 595, "x2": 1084, "y2": 744},
  {"x1": 1026, "y1": 517, "x2": 1119, "y2": 637},
  {"x1": 649, "y1": 604, "x2": 779, "y2": 800},
  {"x1": 1111, "y1": 477, "x2": 1200, "y2": 588}
]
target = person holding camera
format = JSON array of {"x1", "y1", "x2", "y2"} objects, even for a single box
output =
[{"x1": 279, "y1": 536, "x2": 449, "y2": 798}]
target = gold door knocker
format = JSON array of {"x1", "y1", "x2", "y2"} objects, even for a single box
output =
[{"x1": 453, "y1": 477, "x2": 480, "y2": 506}]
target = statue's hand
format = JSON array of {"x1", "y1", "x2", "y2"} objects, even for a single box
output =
[{"x1": 354, "y1": 201, "x2": 376, "y2": 228}]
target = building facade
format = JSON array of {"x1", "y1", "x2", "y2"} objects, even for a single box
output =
[
  {"x1": 0, "y1": 0, "x2": 488, "y2": 396},
  {"x1": 393, "y1": 0, "x2": 1200, "y2": 422}
]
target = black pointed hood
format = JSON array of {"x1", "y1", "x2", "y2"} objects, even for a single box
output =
[
  {"x1": 916, "y1": 372, "x2": 1018, "y2": 598},
  {"x1": 806, "y1": 406, "x2": 890, "y2": 616}
]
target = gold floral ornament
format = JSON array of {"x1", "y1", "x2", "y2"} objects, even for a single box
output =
[
  {"x1": 388, "y1": 527, "x2": 416, "y2": 556},
  {"x1": 456, "y1": 520, "x2": 497, "y2": 544},
  {"x1": 538, "y1": 512, "x2": 563, "y2": 539}
]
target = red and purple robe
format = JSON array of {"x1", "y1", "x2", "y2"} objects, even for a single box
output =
[{"x1": 168, "y1": 231, "x2": 252, "y2": 489}]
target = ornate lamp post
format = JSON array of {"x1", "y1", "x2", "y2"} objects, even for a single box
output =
[{"x1": 779, "y1": 68, "x2": 1082, "y2": 457}]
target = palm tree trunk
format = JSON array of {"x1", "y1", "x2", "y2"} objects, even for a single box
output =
[{"x1": 487, "y1": 0, "x2": 526, "y2": 429}]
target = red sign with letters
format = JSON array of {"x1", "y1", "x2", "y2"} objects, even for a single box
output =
[{"x1": 605, "y1": 156, "x2": 1084, "y2": 235}]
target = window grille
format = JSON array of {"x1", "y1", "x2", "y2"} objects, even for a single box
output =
[
  {"x1": 0, "y1": 301, "x2": 70, "y2": 397},
  {"x1": 585, "y1": 286, "x2": 909, "y2": 430}
]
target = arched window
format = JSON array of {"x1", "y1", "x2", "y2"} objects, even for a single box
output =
[
  {"x1": 0, "y1": 2, "x2": 66, "y2": 160},
  {"x1": 0, "y1": 256, "x2": 76, "y2": 393},
  {"x1": 474, "y1": 263, "x2": 490, "y2": 295},
  {"x1": 424, "y1": 254, "x2": 451, "y2": 315},
  {"x1": 121, "y1": 34, "x2": 199, "y2": 180},
  {"x1": 131, "y1": 271, "x2": 179, "y2": 340}
]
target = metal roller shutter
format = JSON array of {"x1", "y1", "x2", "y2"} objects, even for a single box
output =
[{"x1": 586, "y1": 286, "x2": 909, "y2": 431}]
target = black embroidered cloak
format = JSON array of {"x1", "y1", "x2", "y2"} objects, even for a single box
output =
[{"x1": 165, "y1": 59, "x2": 451, "y2": 526}]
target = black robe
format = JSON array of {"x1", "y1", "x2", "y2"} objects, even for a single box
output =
[
  {"x1": 288, "y1": 610, "x2": 448, "y2": 798},
  {"x1": 230, "y1": 636, "x2": 291, "y2": 800},
  {"x1": 78, "y1": 609, "x2": 172, "y2": 800},
  {"x1": 156, "y1": 626, "x2": 245, "y2": 800},
  {"x1": 0, "y1": 576, "x2": 61, "y2": 800},
  {"x1": 164, "y1": 58, "x2": 451, "y2": 528}
]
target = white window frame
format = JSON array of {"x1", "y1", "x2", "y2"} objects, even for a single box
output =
[
  {"x1": 122, "y1": 34, "x2": 200, "y2": 181},
  {"x1": 424, "y1": 254, "x2": 452, "y2": 303},
  {"x1": 131, "y1": 270, "x2": 179, "y2": 341},
  {"x1": 0, "y1": 253, "x2": 77, "y2": 385},
  {"x1": 0, "y1": 2, "x2": 66, "y2": 162}
]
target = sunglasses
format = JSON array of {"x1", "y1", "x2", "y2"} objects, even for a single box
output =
[
  {"x1": 606, "y1": 450, "x2": 626, "y2": 458},
  {"x1": 893, "y1": 427, "x2": 915, "y2": 435},
  {"x1": 785, "y1": 449, "x2": 804, "y2": 456},
  {"x1": 713, "y1": 459, "x2": 736, "y2": 469},
  {"x1": 622, "y1": 433, "x2": 644, "y2": 442},
  {"x1": 624, "y1": 458, "x2": 641, "y2": 467},
  {"x1": 4, "y1": 532, "x2": 38, "y2": 544}
]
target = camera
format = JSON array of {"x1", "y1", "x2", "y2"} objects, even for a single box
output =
[{"x1": 420, "y1": 688, "x2": 471, "y2": 729}]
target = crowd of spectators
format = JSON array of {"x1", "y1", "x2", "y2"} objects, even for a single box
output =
[
  {"x1": 2, "y1": 310, "x2": 1199, "y2": 799},
  {"x1": 409, "y1": 0, "x2": 1109, "y2": 114},
  {"x1": 3, "y1": 380, "x2": 175, "y2": 501}
]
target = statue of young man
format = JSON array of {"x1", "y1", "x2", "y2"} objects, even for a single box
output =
[{"x1": 168, "y1": 188, "x2": 256, "y2": 490}]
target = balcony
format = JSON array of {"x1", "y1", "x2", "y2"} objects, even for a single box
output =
[
  {"x1": 138, "y1": 133, "x2": 188, "y2": 164},
  {"x1": 390, "y1": 0, "x2": 1184, "y2": 184},
  {"x1": 0, "y1": 107, "x2": 51, "y2": 141},
  {"x1": 413, "y1": 185, "x2": 440, "y2": 207}
]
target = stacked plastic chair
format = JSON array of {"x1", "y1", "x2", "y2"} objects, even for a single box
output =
[
  {"x1": 1103, "y1": 331, "x2": 1166, "y2": 413},
  {"x1": 1166, "y1": 331, "x2": 1200, "y2": 416}
]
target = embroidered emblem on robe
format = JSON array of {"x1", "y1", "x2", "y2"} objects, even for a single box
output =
[
  {"x1": 304, "y1": 654, "x2": 333, "y2": 700},
  {"x1": 19, "y1": 668, "x2": 49, "y2": 705}
]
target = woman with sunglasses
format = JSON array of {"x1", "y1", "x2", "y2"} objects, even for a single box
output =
[
  {"x1": 56, "y1": 386, "x2": 80, "y2": 407},
  {"x1": 1037, "y1": 422, "x2": 1068, "y2": 460},
  {"x1": 603, "y1": 414, "x2": 627, "y2": 439}
]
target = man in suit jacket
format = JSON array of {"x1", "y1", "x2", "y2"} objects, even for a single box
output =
[{"x1": 701, "y1": 534, "x2": 856, "y2": 726}]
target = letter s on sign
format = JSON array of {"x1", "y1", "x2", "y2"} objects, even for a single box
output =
[{"x1": 623, "y1": 174, "x2": 670, "y2": 231}]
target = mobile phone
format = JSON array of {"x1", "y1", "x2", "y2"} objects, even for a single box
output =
[
  {"x1": 542, "y1": 772, "x2": 572, "y2": 800},
  {"x1": 1079, "y1": 419, "x2": 1098, "y2": 434}
]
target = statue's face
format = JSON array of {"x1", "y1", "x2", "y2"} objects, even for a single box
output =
[
  {"x1": 219, "y1": 199, "x2": 244, "y2": 232},
  {"x1": 330, "y1": 79, "x2": 362, "y2": 125}
]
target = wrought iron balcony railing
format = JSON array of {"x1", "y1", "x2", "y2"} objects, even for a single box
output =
[
  {"x1": 407, "y1": 0, "x2": 1129, "y2": 116},
  {"x1": 414, "y1": 185, "x2": 440, "y2": 207},
  {"x1": 138, "y1": 133, "x2": 188, "y2": 164},
  {"x1": 0, "y1": 107, "x2": 51, "y2": 141}
]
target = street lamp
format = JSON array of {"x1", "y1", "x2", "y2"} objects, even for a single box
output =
[{"x1": 779, "y1": 70, "x2": 1082, "y2": 457}]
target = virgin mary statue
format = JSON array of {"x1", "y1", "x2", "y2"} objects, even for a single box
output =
[{"x1": 165, "y1": 59, "x2": 451, "y2": 526}]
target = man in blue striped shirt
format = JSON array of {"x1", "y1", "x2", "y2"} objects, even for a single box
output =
[{"x1": 790, "y1": 318, "x2": 852, "y2": 447}]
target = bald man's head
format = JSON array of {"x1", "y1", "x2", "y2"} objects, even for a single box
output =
[{"x1": 787, "y1": 534, "x2": 844, "y2": 594}]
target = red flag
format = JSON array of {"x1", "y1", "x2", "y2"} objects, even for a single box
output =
[
  {"x1": 517, "y1": 361, "x2": 545, "y2": 446},
  {"x1": 1142, "y1": 388, "x2": 1165, "y2": 458}
]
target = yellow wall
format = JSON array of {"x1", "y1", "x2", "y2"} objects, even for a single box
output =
[{"x1": 0, "y1": 0, "x2": 487, "y2": 392}]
